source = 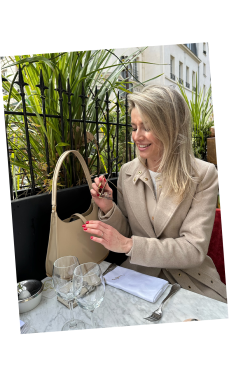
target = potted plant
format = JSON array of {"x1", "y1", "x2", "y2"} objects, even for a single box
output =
[{"x1": 177, "y1": 75, "x2": 214, "y2": 162}]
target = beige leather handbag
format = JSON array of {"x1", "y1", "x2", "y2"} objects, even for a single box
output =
[{"x1": 45, "y1": 150, "x2": 109, "y2": 277}]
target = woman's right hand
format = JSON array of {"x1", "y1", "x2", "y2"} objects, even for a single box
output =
[{"x1": 90, "y1": 175, "x2": 114, "y2": 214}]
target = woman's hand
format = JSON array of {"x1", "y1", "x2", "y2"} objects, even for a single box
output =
[
  {"x1": 82, "y1": 220, "x2": 133, "y2": 254},
  {"x1": 90, "y1": 175, "x2": 114, "y2": 214}
]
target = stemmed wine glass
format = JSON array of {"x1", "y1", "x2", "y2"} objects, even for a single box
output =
[
  {"x1": 52, "y1": 256, "x2": 85, "y2": 331},
  {"x1": 73, "y1": 262, "x2": 105, "y2": 328}
]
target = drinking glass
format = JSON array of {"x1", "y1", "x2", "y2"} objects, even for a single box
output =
[
  {"x1": 73, "y1": 262, "x2": 105, "y2": 328},
  {"x1": 52, "y1": 256, "x2": 85, "y2": 331}
]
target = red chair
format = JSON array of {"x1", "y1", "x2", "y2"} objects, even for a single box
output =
[{"x1": 207, "y1": 209, "x2": 226, "y2": 284}]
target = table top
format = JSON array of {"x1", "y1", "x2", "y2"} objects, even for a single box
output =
[{"x1": 19, "y1": 261, "x2": 228, "y2": 333}]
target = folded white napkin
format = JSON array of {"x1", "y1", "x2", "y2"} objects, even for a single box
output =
[
  {"x1": 20, "y1": 320, "x2": 25, "y2": 328},
  {"x1": 104, "y1": 266, "x2": 169, "y2": 303}
]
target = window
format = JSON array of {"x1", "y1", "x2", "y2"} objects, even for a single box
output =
[
  {"x1": 133, "y1": 58, "x2": 138, "y2": 81},
  {"x1": 203, "y1": 63, "x2": 206, "y2": 77},
  {"x1": 185, "y1": 43, "x2": 197, "y2": 56},
  {"x1": 119, "y1": 56, "x2": 134, "y2": 97},
  {"x1": 192, "y1": 71, "x2": 196, "y2": 92},
  {"x1": 179, "y1": 62, "x2": 183, "y2": 84},
  {"x1": 120, "y1": 56, "x2": 132, "y2": 79},
  {"x1": 203, "y1": 43, "x2": 207, "y2": 55},
  {"x1": 186, "y1": 66, "x2": 190, "y2": 88},
  {"x1": 170, "y1": 55, "x2": 175, "y2": 80},
  {"x1": 203, "y1": 84, "x2": 206, "y2": 97}
]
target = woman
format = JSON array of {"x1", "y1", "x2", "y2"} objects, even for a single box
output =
[{"x1": 82, "y1": 85, "x2": 227, "y2": 303}]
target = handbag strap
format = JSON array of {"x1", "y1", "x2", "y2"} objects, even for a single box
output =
[
  {"x1": 71, "y1": 213, "x2": 87, "y2": 224},
  {"x1": 51, "y1": 150, "x2": 93, "y2": 209}
]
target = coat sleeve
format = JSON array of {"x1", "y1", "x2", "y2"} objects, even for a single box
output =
[
  {"x1": 98, "y1": 166, "x2": 132, "y2": 238},
  {"x1": 129, "y1": 163, "x2": 218, "y2": 269}
]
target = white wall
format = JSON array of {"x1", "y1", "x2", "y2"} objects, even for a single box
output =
[{"x1": 110, "y1": 43, "x2": 212, "y2": 103}]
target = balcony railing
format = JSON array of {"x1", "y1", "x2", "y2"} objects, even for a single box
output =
[
  {"x1": 2, "y1": 65, "x2": 135, "y2": 199},
  {"x1": 186, "y1": 82, "x2": 190, "y2": 89},
  {"x1": 170, "y1": 73, "x2": 175, "y2": 81},
  {"x1": 179, "y1": 78, "x2": 183, "y2": 84},
  {"x1": 192, "y1": 86, "x2": 196, "y2": 92}
]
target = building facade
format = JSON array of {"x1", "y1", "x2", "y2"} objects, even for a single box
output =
[{"x1": 112, "y1": 43, "x2": 211, "y2": 101}]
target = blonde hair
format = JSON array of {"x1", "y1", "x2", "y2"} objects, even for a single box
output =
[{"x1": 128, "y1": 85, "x2": 198, "y2": 200}]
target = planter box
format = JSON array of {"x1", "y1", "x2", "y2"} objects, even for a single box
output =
[
  {"x1": 11, "y1": 177, "x2": 126, "y2": 282},
  {"x1": 207, "y1": 137, "x2": 217, "y2": 165}
]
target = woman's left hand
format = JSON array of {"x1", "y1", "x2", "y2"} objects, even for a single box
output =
[{"x1": 82, "y1": 220, "x2": 133, "y2": 254}]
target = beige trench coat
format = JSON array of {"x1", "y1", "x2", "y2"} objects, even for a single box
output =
[{"x1": 98, "y1": 157, "x2": 227, "y2": 303}]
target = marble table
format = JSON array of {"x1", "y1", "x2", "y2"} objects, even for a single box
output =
[{"x1": 19, "y1": 261, "x2": 228, "y2": 333}]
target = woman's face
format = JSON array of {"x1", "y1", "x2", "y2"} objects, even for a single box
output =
[{"x1": 131, "y1": 107, "x2": 163, "y2": 167}]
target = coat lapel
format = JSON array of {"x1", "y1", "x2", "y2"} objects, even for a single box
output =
[
  {"x1": 153, "y1": 189, "x2": 183, "y2": 238},
  {"x1": 153, "y1": 171, "x2": 197, "y2": 238},
  {"x1": 123, "y1": 157, "x2": 195, "y2": 239},
  {"x1": 124, "y1": 160, "x2": 156, "y2": 238}
]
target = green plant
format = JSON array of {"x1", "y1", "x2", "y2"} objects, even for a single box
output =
[
  {"x1": 177, "y1": 75, "x2": 214, "y2": 160},
  {"x1": 2, "y1": 49, "x2": 163, "y2": 196}
]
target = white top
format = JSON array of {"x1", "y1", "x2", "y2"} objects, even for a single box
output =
[{"x1": 148, "y1": 169, "x2": 161, "y2": 196}]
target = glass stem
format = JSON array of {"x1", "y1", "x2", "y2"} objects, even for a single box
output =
[{"x1": 69, "y1": 301, "x2": 74, "y2": 325}]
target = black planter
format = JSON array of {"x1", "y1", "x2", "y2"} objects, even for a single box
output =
[{"x1": 11, "y1": 177, "x2": 127, "y2": 282}]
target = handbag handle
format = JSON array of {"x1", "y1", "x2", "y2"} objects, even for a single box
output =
[{"x1": 51, "y1": 150, "x2": 93, "y2": 210}]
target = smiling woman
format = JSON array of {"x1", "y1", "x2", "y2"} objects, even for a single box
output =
[
  {"x1": 130, "y1": 107, "x2": 163, "y2": 172},
  {"x1": 128, "y1": 85, "x2": 196, "y2": 200},
  {"x1": 86, "y1": 85, "x2": 227, "y2": 303}
]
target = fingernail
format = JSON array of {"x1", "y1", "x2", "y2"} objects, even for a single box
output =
[
  {"x1": 82, "y1": 225, "x2": 86, "y2": 227},
  {"x1": 86, "y1": 221, "x2": 89, "y2": 224},
  {"x1": 90, "y1": 236, "x2": 93, "y2": 239},
  {"x1": 83, "y1": 228, "x2": 87, "y2": 231},
  {"x1": 97, "y1": 194, "x2": 100, "y2": 196},
  {"x1": 99, "y1": 177, "x2": 102, "y2": 181}
]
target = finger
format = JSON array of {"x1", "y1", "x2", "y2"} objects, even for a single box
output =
[
  {"x1": 93, "y1": 177, "x2": 101, "y2": 187},
  {"x1": 95, "y1": 175, "x2": 105, "y2": 185},
  {"x1": 83, "y1": 222, "x2": 109, "y2": 231},
  {"x1": 90, "y1": 189, "x2": 101, "y2": 198},
  {"x1": 92, "y1": 182, "x2": 100, "y2": 192},
  {"x1": 83, "y1": 220, "x2": 111, "y2": 230},
  {"x1": 82, "y1": 227, "x2": 107, "y2": 238},
  {"x1": 90, "y1": 236, "x2": 109, "y2": 248},
  {"x1": 98, "y1": 175, "x2": 109, "y2": 189},
  {"x1": 93, "y1": 178, "x2": 106, "y2": 193}
]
